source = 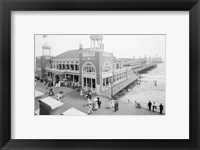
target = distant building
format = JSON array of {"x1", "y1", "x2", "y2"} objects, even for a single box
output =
[
  {"x1": 151, "y1": 55, "x2": 163, "y2": 63},
  {"x1": 118, "y1": 58, "x2": 146, "y2": 68},
  {"x1": 35, "y1": 36, "x2": 52, "y2": 79}
]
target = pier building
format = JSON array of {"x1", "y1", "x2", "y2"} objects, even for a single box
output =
[{"x1": 36, "y1": 35, "x2": 157, "y2": 98}]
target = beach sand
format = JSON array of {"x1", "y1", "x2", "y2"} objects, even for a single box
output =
[{"x1": 118, "y1": 64, "x2": 165, "y2": 111}]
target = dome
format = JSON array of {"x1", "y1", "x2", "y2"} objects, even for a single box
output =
[{"x1": 42, "y1": 42, "x2": 51, "y2": 49}]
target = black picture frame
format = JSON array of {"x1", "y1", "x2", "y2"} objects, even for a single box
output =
[{"x1": 0, "y1": 0, "x2": 199, "y2": 149}]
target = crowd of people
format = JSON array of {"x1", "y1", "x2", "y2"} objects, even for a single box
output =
[
  {"x1": 36, "y1": 77, "x2": 165, "y2": 115},
  {"x1": 85, "y1": 91, "x2": 119, "y2": 115},
  {"x1": 86, "y1": 91, "x2": 102, "y2": 115}
]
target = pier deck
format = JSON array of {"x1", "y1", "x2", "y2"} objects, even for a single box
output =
[
  {"x1": 133, "y1": 63, "x2": 157, "y2": 73},
  {"x1": 101, "y1": 63, "x2": 157, "y2": 99}
]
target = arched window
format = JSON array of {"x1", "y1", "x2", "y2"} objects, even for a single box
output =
[
  {"x1": 103, "y1": 62, "x2": 112, "y2": 72},
  {"x1": 62, "y1": 64, "x2": 65, "y2": 70},
  {"x1": 75, "y1": 61, "x2": 79, "y2": 71},
  {"x1": 82, "y1": 62, "x2": 96, "y2": 73}
]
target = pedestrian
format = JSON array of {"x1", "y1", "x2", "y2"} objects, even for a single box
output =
[
  {"x1": 88, "y1": 103, "x2": 92, "y2": 115},
  {"x1": 94, "y1": 98, "x2": 99, "y2": 110},
  {"x1": 49, "y1": 88, "x2": 54, "y2": 96},
  {"x1": 80, "y1": 88, "x2": 83, "y2": 96},
  {"x1": 153, "y1": 80, "x2": 157, "y2": 87},
  {"x1": 89, "y1": 92, "x2": 92, "y2": 99},
  {"x1": 116, "y1": 100, "x2": 119, "y2": 110},
  {"x1": 87, "y1": 95, "x2": 90, "y2": 106},
  {"x1": 45, "y1": 83, "x2": 49, "y2": 94},
  {"x1": 148, "y1": 101, "x2": 152, "y2": 111},
  {"x1": 114, "y1": 100, "x2": 119, "y2": 111},
  {"x1": 89, "y1": 90, "x2": 92, "y2": 97},
  {"x1": 159, "y1": 103, "x2": 164, "y2": 114},
  {"x1": 87, "y1": 92, "x2": 92, "y2": 100},
  {"x1": 57, "y1": 92, "x2": 63, "y2": 100},
  {"x1": 57, "y1": 93, "x2": 61, "y2": 101},
  {"x1": 97, "y1": 97, "x2": 101, "y2": 108},
  {"x1": 152, "y1": 102, "x2": 157, "y2": 112},
  {"x1": 109, "y1": 99, "x2": 113, "y2": 108},
  {"x1": 91, "y1": 98, "x2": 95, "y2": 111}
]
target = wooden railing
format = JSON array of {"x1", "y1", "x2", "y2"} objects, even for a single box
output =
[
  {"x1": 133, "y1": 63, "x2": 156, "y2": 72},
  {"x1": 100, "y1": 70, "x2": 139, "y2": 98},
  {"x1": 113, "y1": 72, "x2": 139, "y2": 95}
]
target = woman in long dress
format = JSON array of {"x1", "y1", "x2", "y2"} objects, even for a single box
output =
[
  {"x1": 80, "y1": 88, "x2": 83, "y2": 96},
  {"x1": 88, "y1": 103, "x2": 92, "y2": 115},
  {"x1": 94, "y1": 98, "x2": 98, "y2": 110},
  {"x1": 109, "y1": 99, "x2": 113, "y2": 108}
]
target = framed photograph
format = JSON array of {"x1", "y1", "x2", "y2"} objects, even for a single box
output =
[{"x1": 0, "y1": 0, "x2": 199, "y2": 149}]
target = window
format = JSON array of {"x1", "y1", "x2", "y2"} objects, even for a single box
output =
[
  {"x1": 82, "y1": 63, "x2": 96, "y2": 73},
  {"x1": 103, "y1": 62, "x2": 112, "y2": 72},
  {"x1": 92, "y1": 79, "x2": 96, "y2": 88},
  {"x1": 75, "y1": 65, "x2": 79, "y2": 71},
  {"x1": 116, "y1": 64, "x2": 119, "y2": 69},
  {"x1": 84, "y1": 78, "x2": 86, "y2": 86},
  {"x1": 75, "y1": 61, "x2": 79, "y2": 71},
  {"x1": 103, "y1": 78, "x2": 105, "y2": 86},
  {"x1": 66, "y1": 64, "x2": 70, "y2": 70},
  {"x1": 106, "y1": 78, "x2": 109, "y2": 85},
  {"x1": 71, "y1": 64, "x2": 74, "y2": 70}
]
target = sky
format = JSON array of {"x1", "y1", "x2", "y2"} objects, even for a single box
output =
[{"x1": 35, "y1": 34, "x2": 165, "y2": 59}]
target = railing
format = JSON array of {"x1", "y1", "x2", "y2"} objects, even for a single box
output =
[
  {"x1": 113, "y1": 73, "x2": 138, "y2": 95},
  {"x1": 133, "y1": 63, "x2": 156, "y2": 72},
  {"x1": 100, "y1": 70, "x2": 140, "y2": 98}
]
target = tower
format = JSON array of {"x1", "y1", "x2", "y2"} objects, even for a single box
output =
[
  {"x1": 42, "y1": 35, "x2": 51, "y2": 57},
  {"x1": 90, "y1": 35, "x2": 104, "y2": 50}
]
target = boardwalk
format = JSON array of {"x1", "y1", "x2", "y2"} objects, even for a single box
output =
[
  {"x1": 133, "y1": 63, "x2": 157, "y2": 73},
  {"x1": 100, "y1": 63, "x2": 157, "y2": 98},
  {"x1": 35, "y1": 82, "x2": 162, "y2": 115}
]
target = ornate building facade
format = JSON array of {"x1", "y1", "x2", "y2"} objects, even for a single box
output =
[{"x1": 43, "y1": 35, "x2": 135, "y2": 95}]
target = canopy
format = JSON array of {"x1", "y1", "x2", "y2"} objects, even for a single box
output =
[
  {"x1": 39, "y1": 97, "x2": 64, "y2": 110},
  {"x1": 61, "y1": 107, "x2": 87, "y2": 116},
  {"x1": 35, "y1": 90, "x2": 44, "y2": 98}
]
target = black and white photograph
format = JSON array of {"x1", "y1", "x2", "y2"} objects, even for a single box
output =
[{"x1": 35, "y1": 34, "x2": 165, "y2": 115}]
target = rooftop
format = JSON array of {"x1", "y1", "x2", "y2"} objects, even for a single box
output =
[
  {"x1": 54, "y1": 48, "x2": 90, "y2": 59},
  {"x1": 118, "y1": 58, "x2": 135, "y2": 62}
]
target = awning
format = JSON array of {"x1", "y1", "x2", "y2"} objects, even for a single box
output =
[
  {"x1": 45, "y1": 68, "x2": 79, "y2": 75},
  {"x1": 61, "y1": 107, "x2": 87, "y2": 116},
  {"x1": 35, "y1": 90, "x2": 44, "y2": 98},
  {"x1": 39, "y1": 97, "x2": 64, "y2": 110},
  {"x1": 45, "y1": 68, "x2": 67, "y2": 74}
]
